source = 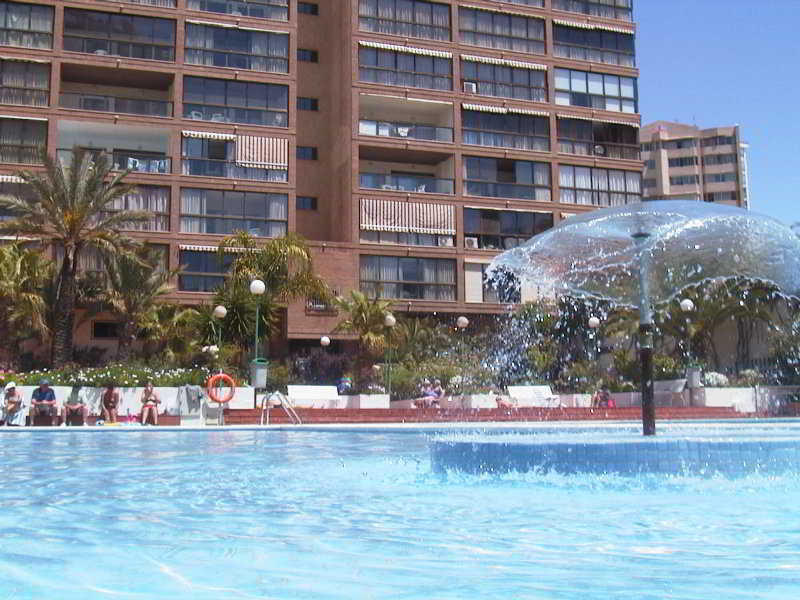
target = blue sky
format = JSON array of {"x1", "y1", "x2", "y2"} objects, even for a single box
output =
[{"x1": 634, "y1": 0, "x2": 799, "y2": 225}]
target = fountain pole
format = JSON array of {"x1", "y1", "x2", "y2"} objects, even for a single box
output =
[{"x1": 633, "y1": 232, "x2": 656, "y2": 436}]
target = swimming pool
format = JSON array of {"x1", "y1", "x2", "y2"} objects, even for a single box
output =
[{"x1": 2, "y1": 425, "x2": 800, "y2": 599}]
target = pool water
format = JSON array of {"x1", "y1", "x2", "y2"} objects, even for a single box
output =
[{"x1": 2, "y1": 428, "x2": 800, "y2": 599}]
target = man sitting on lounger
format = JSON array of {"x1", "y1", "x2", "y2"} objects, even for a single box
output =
[
  {"x1": 31, "y1": 378, "x2": 57, "y2": 426},
  {"x1": 62, "y1": 391, "x2": 88, "y2": 426}
]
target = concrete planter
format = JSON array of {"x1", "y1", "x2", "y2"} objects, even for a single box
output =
[
  {"x1": 702, "y1": 387, "x2": 756, "y2": 413},
  {"x1": 559, "y1": 394, "x2": 592, "y2": 408},
  {"x1": 610, "y1": 392, "x2": 640, "y2": 408},
  {"x1": 346, "y1": 394, "x2": 389, "y2": 409}
]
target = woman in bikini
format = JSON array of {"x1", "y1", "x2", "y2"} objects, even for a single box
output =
[
  {"x1": 140, "y1": 381, "x2": 161, "y2": 426},
  {"x1": 101, "y1": 383, "x2": 120, "y2": 423}
]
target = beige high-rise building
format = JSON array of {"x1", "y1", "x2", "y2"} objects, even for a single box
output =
[
  {"x1": 0, "y1": 0, "x2": 641, "y2": 355},
  {"x1": 640, "y1": 121, "x2": 749, "y2": 208}
]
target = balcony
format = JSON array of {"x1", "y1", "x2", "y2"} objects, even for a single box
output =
[
  {"x1": 57, "y1": 120, "x2": 170, "y2": 174},
  {"x1": 60, "y1": 92, "x2": 172, "y2": 117},
  {"x1": 359, "y1": 144, "x2": 455, "y2": 195},
  {"x1": 359, "y1": 120, "x2": 452, "y2": 143},
  {"x1": 359, "y1": 94, "x2": 453, "y2": 144},
  {"x1": 558, "y1": 140, "x2": 640, "y2": 160},
  {"x1": 464, "y1": 181, "x2": 542, "y2": 201},
  {"x1": 360, "y1": 173, "x2": 453, "y2": 195},
  {"x1": 98, "y1": 0, "x2": 176, "y2": 6},
  {"x1": 182, "y1": 158, "x2": 287, "y2": 182}
]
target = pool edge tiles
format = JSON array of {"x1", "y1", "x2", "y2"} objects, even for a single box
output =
[{"x1": 429, "y1": 436, "x2": 800, "y2": 477}]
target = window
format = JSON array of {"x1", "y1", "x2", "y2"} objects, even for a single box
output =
[
  {"x1": 703, "y1": 153, "x2": 737, "y2": 166},
  {"x1": 359, "y1": 198, "x2": 455, "y2": 247},
  {"x1": 702, "y1": 135, "x2": 735, "y2": 147},
  {"x1": 669, "y1": 175, "x2": 699, "y2": 186},
  {"x1": 297, "y1": 48, "x2": 318, "y2": 62},
  {"x1": 92, "y1": 321, "x2": 119, "y2": 339},
  {"x1": 705, "y1": 191, "x2": 737, "y2": 203},
  {"x1": 0, "y1": 1, "x2": 53, "y2": 50},
  {"x1": 183, "y1": 76, "x2": 288, "y2": 127},
  {"x1": 559, "y1": 165, "x2": 641, "y2": 206},
  {"x1": 464, "y1": 156, "x2": 551, "y2": 201},
  {"x1": 0, "y1": 58, "x2": 49, "y2": 107},
  {"x1": 63, "y1": 9, "x2": 175, "y2": 61},
  {"x1": 179, "y1": 250, "x2": 235, "y2": 292},
  {"x1": 557, "y1": 118, "x2": 639, "y2": 160},
  {"x1": 107, "y1": 185, "x2": 170, "y2": 231},
  {"x1": 644, "y1": 159, "x2": 655, "y2": 169},
  {"x1": 462, "y1": 109, "x2": 549, "y2": 152},
  {"x1": 503, "y1": 0, "x2": 544, "y2": 6},
  {"x1": 359, "y1": 45, "x2": 452, "y2": 91},
  {"x1": 553, "y1": 25, "x2": 635, "y2": 67},
  {"x1": 180, "y1": 188, "x2": 288, "y2": 237},
  {"x1": 552, "y1": 0, "x2": 633, "y2": 22},
  {"x1": 360, "y1": 255, "x2": 456, "y2": 301},
  {"x1": 187, "y1": 0, "x2": 288, "y2": 21},
  {"x1": 185, "y1": 23, "x2": 289, "y2": 73},
  {"x1": 705, "y1": 172, "x2": 737, "y2": 183},
  {"x1": 461, "y1": 59, "x2": 546, "y2": 102},
  {"x1": 0, "y1": 179, "x2": 30, "y2": 220},
  {"x1": 297, "y1": 196, "x2": 317, "y2": 210},
  {"x1": 296, "y1": 146, "x2": 317, "y2": 160},
  {"x1": 667, "y1": 156, "x2": 697, "y2": 167},
  {"x1": 359, "y1": 0, "x2": 450, "y2": 42},
  {"x1": 298, "y1": 2, "x2": 318, "y2": 15},
  {"x1": 642, "y1": 178, "x2": 656, "y2": 188},
  {"x1": 465, "y1": 208, "x2": 552, "y2": 251},
  {"x1": 0, "y1": 117, "x2": 46, "y2": 164},
  {"x1": 297, "y1": 97, "x2": 318, "y2": 111},
  {"x1": 554, "y1": 68, "x2": 636, "y2": 113},
  {"x1": 482, "y1": 265, "x2": 520, "y2": 304},
  {"x1": 459, "y1": 8, "x2": 544, "y2": 55},
  {"x1": 661, "y1": 138, "x2": 696, "y2": 150}
]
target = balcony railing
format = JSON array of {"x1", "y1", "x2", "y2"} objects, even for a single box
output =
[
  {"x1": 184, "y1": 104, "x2": 287, "y2": 127},
  {"x1": 359, "y1": 173, "x2": 454, "y2": 195},
  {"x1": 187, "y1": 0, "x2": 289, "y2": 21},
  {"x1": 558, "y1": 140, "x2": 640, "y2": 160},
  {"x1": 463, "y1": 130, "x2": 549, "y2": 152},
  {"x1": 465, "y1": 180, "x2": 551, "y2": 202},
  {"x1": 0, "y1": 86, "x2": 49, "y2": 107},
  {"x1": 0, "y1": 144, "x2": 44, "y2": 165},
  {"x1": 98, "y1": 0, "x2": 176, "y2": 7},
  {"x1": 182, "y1": 158, "x2": 288, "y2": 182},
  {"x1": 359, "y1": 120, "x2": 453, "y2": 143},
  {"x1": 57, "y1": 149, "x2": 171, "y2": 174},
  {"x1": 60, "y1": 92, "x2": 172, "y2": 117}
]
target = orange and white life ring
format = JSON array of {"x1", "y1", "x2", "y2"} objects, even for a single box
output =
[{"x1": 207, "y1": 373, "x2": 235, "y2": 404}]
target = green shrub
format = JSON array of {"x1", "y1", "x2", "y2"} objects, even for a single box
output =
[{"x1": 11, "y1": 364, "x2": 214, "y2": 387}]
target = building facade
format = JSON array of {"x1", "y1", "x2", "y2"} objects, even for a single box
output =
[
  {"x1": 640, "y1": 121, "x2": 749, "y2": 208},
  {"x1": 0, "y1": 0, "x2": 640, "y2": 353}
]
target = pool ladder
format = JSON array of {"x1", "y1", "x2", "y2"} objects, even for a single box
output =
[{"x1": 261, "y1": 392, "x2": 302, "y2": 425}]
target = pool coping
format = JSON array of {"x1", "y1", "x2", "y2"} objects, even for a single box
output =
[{"x1": 2, "y1": 417, "x2": 799, "y2": 434}]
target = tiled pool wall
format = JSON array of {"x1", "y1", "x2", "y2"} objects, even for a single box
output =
[{"x1": 430, "y1": 438, "x2": 800, "y2": 476}]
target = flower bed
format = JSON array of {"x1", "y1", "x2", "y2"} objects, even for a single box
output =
[{"x1": 1, "y1": 364, "x2": 214, "y2": 388}]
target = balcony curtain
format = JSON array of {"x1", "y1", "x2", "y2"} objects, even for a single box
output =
[
  {"x1": 235, "y1": 135, "x2": 288, "y2": 168},
  {"x1": 360, "y1": 198, "x2": 455, "y2": 235}
]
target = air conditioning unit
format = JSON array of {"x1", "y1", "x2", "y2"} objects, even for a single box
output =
[
  {"x1": 463, "y1": 81, "x2": 477, "y2": 94},
  {"x1": 438, "y1": 236, "x2": 453, "y2": 247},
  {"x1": 396, "y1": 126, "x2": 411, "y2": 137},
  {"x1": 593, "y1": 144, "x2": 607, "y2": 156},
  {"x1": 464, "y1": 236, "x2": 479, "y2": 249}
]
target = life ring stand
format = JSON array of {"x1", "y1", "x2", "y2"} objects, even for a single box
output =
[{"x1": 207, "y1": 373, "x2": 235, "y2": 404}]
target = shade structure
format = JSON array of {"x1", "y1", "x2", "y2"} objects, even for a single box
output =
[{"x1": 489, "y1": 200, "x2": 800, "y2": 307}]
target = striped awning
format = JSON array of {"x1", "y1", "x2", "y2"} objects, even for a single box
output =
[
  {"x1": 359, "y1": 40, "x2": 451, "y2": 58},
  {"x1": 0, "y1": 174, "x2": 24, "y2": 183},
  {"x1": 182, "y1": 130, "x2": 237, "y2": 141},
  {"x1": 460, "y1": 3, "x2": 542, "y2": 19},
  {"x1": 556, "y1": 113, "x2": 640, "y2": 128},
  {"x1": 0, "y1": 114, "x2": 47, "y2": 121},
  {"x1": 0, "y1": 54, "x2": 49, "y2": 63},
  {"x1": 235, "y1": 136, "x2": 288, "y2": 168},
  {"x1": 552, "y1": 18, "x2": 634, "y2": 35},
  {"x1": 186, "y1": 19, "x2": 286, "y2": 35},
  {"x1": 462, "y1": 103, "x2": 548, "y2": 117},
  {"x1": 360, "y1": 198, "x2": 455, "y2": 235},
  {"x1": 179, "y1": 244, "x2": 249, "y2": 253},
  {"x1": 461, "y1": 54, "x2": 546, "y2": 70}
]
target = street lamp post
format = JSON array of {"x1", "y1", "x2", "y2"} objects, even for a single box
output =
[
  {"x1": 250, "y1": 279, "x2": 266, "y2": 361},
  {"x1": 320, "y1": 335, "x2": 331, "y2": 348},
  {"x1": 456, "y1": 316, "x2": 469, "y2": 394},
  {"x1": 680, "y1": 298, "x2": 695, "y2": 369},
  {"x1": 384, "y1": 313, "x2": 396, "y2": 399},
  {"x1": 212, "y1": 305, "x2": 227, "y2": 351},
  {"x1": 588, "y1": 315, "x2": 601, "y2": 362}
]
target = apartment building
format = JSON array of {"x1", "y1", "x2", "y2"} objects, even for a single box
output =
[
  {"x1": 640, "y1": 121, "x2": 749, "y2": 208},
  {"x1": 0, "y1": 0, "x2": 640, "y2": 353}
]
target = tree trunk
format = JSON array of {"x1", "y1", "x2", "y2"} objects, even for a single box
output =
[
  {"x1": 117, "y1": 319, "x2": 137, "y2": 362},
  {"x1": 51, "y1": 254, "x2": 77, "y2": 368}
]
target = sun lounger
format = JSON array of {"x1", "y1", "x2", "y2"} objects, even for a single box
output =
[{"x1": 507, "y1": 385, "x2": 562, "y2": 408}]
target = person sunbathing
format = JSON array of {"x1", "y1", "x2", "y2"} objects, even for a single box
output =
[
  {"x1": 101, "y1": 383, "x2": 120, "y2": 423},
  {"x1": 140, "y1": 382, "x2": 161, "y2": 425}
]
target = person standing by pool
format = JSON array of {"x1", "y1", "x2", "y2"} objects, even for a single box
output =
[
  {"x1": 101, "y1": 383, "x2": 121, "y2": 424},
  {"x1": 31, "y1": 379, "x2": 57, "y2": 425},
  {"x1": 140, "y1": 381, "x2": 161, "y2": 426},
  {"x1": 2, "y1": 382, "x2": 23, "y2": 426}
]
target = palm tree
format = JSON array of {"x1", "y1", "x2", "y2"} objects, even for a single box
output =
[
  {"x1": 0, "y1": 148, "x2": 147, "y2": 366},
  {"x1": 92, "y1": 247, "x2": 180, "y2": 361},
  {"x1": 139, "y1": 303, "x2": 199, "y2": 364},
  {"x1": 0, "y1": 243, "x2": 50, "y2": 369},
  {"x1": 333, "y1": 290, "x2": 395, "y2": 381}
]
